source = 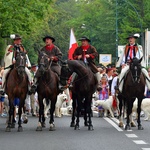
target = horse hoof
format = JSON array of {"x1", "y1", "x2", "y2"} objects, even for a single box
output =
[
  {"x1": 42, "y1": 122, "x2": 46, "y2": 128},
  {"x1": 11, "y1": 123, "x2": 15, "y2": 128},
  {"x1": 36, "y1": 126, "x2": 42, "y2": 131},
  {"x1": 5, "y1": 127, "x2": 11, "y2": 132},
  {"x1": 125, "y1": 125, "x2": 131, "y2": 130},
  {"x1": 18, "y1": 126, "x2": 23, "y2": 132},
  {"x1": 70, "y1": 122, "x2": 75, "y2": 127},
  {"x1": 84, "y1": 122, "x2": 89, "y2": 126},
  {"x1": 74, "y1": 125, "x2": 80, "y2": 130},
  {"x1": 23, "y1": 119, "x2": 28, "y2": 124},
  {"x1": 88, "y1": 125, "x2": 94, "y2": 131},
  {"x1": 138, "y1": 125, "x2": 144, "y2": 130},
  {"x1": 49, "y1": 124, "x2": 55, "y2": 131}
]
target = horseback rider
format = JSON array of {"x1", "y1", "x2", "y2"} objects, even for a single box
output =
[
  {"x1": 0, "y1": 34, "x2": 32, "y2": 94},
  {"x1": 116, "y1": 33, "x2": 150, "y2": 93},
  {"x1": 31, "y1": 35, "x2": 62, "y2": 92},
  {"x1": 70, "y1": 36, "x2": 102, "y2": 91}
]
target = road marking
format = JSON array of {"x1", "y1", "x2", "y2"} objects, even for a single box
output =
[
  {"x1": 125, "y1": 134, "x2": 138, "y2": 138},
  {"x1": 133, "y1": 140, "x2": 147, "y2": 144},
  {"x1": 104, "y1": 117, "x2": 123, "y2": 131},
  {"x1": 111, "y1": 117, "x2": 133, "y2": 131},
  {"x1": 142, "y1": 148, "x2": 150, "y2": 150}
]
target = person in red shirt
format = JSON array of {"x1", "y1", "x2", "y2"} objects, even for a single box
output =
[
  {"x1": 71, "y1": 36, "x2": 101, "y2": 91},
  {"x1": 31, "y1": 35, "x2": 62, "y2": 92}
]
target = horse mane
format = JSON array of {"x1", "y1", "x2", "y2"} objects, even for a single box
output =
[{"x1": 67, "y1": 60, "x2": 91, "y2": 77}]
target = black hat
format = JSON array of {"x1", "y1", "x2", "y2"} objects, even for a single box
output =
[
  {"x1": 78, "y1": 36, "x2": 91, "y2": 42},
  {"x1": 31, "y1": 63, "x2": 37, "y2": 67},
  {"x1": 126, "y1": 33, "x2": 140, "y2": 39},
  {"x1": 10, "y1": 34, "x2": 22, "y2": 40},
  {"x1": 43, "y1": 35, "x2": 55, "y2": 42}
]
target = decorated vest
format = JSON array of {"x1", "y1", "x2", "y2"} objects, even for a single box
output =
[{"x1": 124, "y1": 44, "x2": 138, "y2": 63}]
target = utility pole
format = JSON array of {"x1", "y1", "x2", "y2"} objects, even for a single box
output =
[{"x1": 115, "y1": 0, "x2": 118, "y2": 61}]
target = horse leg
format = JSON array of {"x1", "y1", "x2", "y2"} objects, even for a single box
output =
[
  {"x1": 22, "y1": 106, "x2": 28, "y2": 124},
  {"x1": 36, "y1": 97, "x2": 43, "y2": 131},
  {"x1": 70, "y1": 96, "x2": 76, "y2": 127},
  {"x1": 18, "y1": 105, "x2": 23, "y2": 132},
  {"x1": 118, "y1": 95, "x2": 123, "y2": 127},
  {"x1": 86, "y1": 96, "x2": 94, "y2": 131},
  {"x1": 11, "y1": 106, "x2": 16, "y2": 128},
  {"x1": 49, "y1": 99, "x2": 56, "y2": 131},
  {"x1": 74, "y1": 98, "x2": 82, "y2": 130},
  {"x1": 125, "y1": 100, "x2": 133, "y2": 130},
  {"x1": 5, "y1": 101, "x2": 14, "y2": 132},
  {"x1": 137, "y1": 98, "x2": 144, "y2": 130}
]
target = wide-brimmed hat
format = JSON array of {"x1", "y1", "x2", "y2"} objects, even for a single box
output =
[
  {"x1": 78, "y1": 36, "x2": 91, "y2": 42},
  {"x1": 43, "y1": 35, "x2": 55, "y2": 42},
  {"x1": 10, "y1": 34, "x2": 22, "y2": 40},
  {"x1": 126, "y1": 33, "x2": 140, "y2": 39}
]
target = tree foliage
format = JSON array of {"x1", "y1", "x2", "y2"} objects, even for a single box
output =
[{"x1": 0, "y1": 0, "x2": 150, "y2": 64}]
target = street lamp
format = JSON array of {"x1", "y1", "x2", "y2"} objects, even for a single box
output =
[{"x1": 115, "y1": 0, "x2": 118, "y2": 61}]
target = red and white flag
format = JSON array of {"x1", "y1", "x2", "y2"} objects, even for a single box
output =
[{"x1": 68, "y1": 28, "x2": 78, "y2": 60}]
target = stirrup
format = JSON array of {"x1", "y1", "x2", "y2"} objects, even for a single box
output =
[
  {"x1": 69, "y1": 83, "x2": 73, "y2": 88},
  {"x1": 97, "y1": 84, "x2": 102, "y2": 91},
  {"x1": 59, "y1": 84, "x2": 68, "y2": 91},
  {"x1": 0, "y1": 89, "x2": 5, "y2": 95}
]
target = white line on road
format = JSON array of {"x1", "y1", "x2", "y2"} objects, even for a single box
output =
[
  {"x1": 125, "y1": 134, "x2": 138, "y2": 138},
  {"x1": 104, "y1": 117, "x2": 123, "y2": 131},
  {"x1": 142, "y1": 148, "x2": 150, "y2": 150},
  {"x1": 133, "y1": 140, "x2": 147, "y2": 144},
  {"x1": 111, "y1": 117, "x2": 133, "y2": 131}
]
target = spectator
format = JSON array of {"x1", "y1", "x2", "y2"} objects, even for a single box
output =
[
  {"x1": 144, "y1": 67, "x2": 150, "y2": 98},
  {"x1": 98, "y1": 76, "x2": 109, "y2": 117}
]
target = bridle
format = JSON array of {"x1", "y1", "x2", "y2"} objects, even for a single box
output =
[{"x1": 130, "y1": 58, "x2": 142, "y2": 83}]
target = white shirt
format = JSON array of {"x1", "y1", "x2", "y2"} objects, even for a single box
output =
[{"x1": 111, "y1": 76, "x2": 118, "y2": 96}]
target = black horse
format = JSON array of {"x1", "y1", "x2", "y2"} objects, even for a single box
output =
[
  {"x1": 36, "y1": 51, "x2": 59, "y2": 131},
  {"x1": 60, "y1": 60, "x2": 97, "y2": 130},
  {"x1": 5, "y1": 51, "x2": 28, "y2": 132},
  {"x1": 119, "y1": 57, "x2": 145, "y2": 130}
]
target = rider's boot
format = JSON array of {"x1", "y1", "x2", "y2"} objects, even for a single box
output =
[
  {"x1": 95, "y1": 72, "x2": 102, "y2": 91},
  {"x1": 68, "y1": 72, "x2": 77, "y2": 88},
  {"x1": 59, "y1": 72, "x2": 77, "y2": 91}
]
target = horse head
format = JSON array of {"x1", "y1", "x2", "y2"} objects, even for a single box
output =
[
  {"x1": 38, "y1": 51, "x2": 50, "y2": 75},
  {"x1": 130, "y1": 57, "x2": 142, "y2": 83},
  {"x1": 60, "y1": 60, "x2": 72, "y2": 86},
  {"x1": 15, "y1": 51, "x2": 27, "y2": 76}
]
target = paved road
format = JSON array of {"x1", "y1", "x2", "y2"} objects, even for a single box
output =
[{"x1": 0, "y1": 113, "x2": 150, "y2": 150}]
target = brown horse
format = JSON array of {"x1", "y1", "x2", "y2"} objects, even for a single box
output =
[
  {"x1": 36, "y1": 51, "x2": 59, "y2": 131},
  {"x1": 5, "y1": 51, "x2": 28, "y2": 132},
  {"x1": 60, "y1": 60, "x2": 97, "y2": 130},
  {"x1": 120, "y1": 57, "x2": 145, "y2": 130}
]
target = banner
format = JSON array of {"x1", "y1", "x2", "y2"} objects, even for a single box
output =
[{"x1": 68, "y1": 29, "x2": 78, "y2": 60}]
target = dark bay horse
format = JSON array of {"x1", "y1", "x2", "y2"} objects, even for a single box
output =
[
  {"x1": 60, "y1": 60, "x2": 97, "y2": 130},
  {"x1": 120, "y1": 57, "x2": 145, "y2": 130},
  {"x1": 36, "y1": 51, "x2": 59, "y2": 131},
  {"x1": 5, "y1": 51, "x2": 28, "y2": 132}
]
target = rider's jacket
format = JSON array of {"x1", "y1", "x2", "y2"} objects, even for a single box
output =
[
  {"x1": 4, "y1": 44, "x2": 30, "y2": 68},
  {"x1": 73, "y1": 45, "x2": 99, "y2": 74},
  {"x1": 116, "y1": 43, "x2": 145, "y2": 68}
]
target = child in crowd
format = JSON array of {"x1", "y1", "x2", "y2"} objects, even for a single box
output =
[{"x1": 98, "y1": 75, "x2": 109, "y2": 117}]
